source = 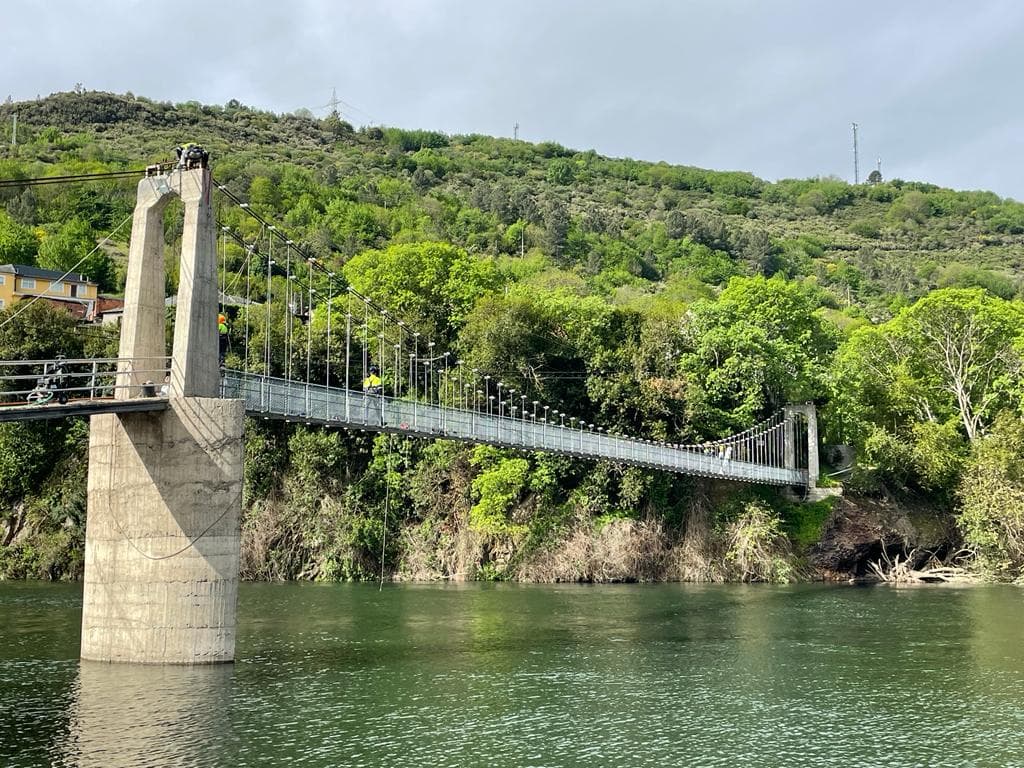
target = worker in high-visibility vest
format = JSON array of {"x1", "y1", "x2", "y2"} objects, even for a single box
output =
[
  {"x1": 218, "y1": 313, "x2": 229, "y2": 367},
  {"x1": 362, "y1": 365, "x2": 383, "y2": 394}
]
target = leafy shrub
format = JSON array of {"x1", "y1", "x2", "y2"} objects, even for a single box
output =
[
  {"x1": 382, "y1": 127, "x2": 449, "y2": 152},
  {"x1": 722, "y1": 500, "x2": 794, "y2": 582},
  {"x1": 937, "y1": 264, "x2": 1017, "y2": 300},
  {"x1": 957, "y1": 414, "x2": 1024, "y2": 578},
  {"x1": 848, "y1": 218, "x2": 882, "y2": 239},
  {"x1": 469, "y1": 446, "x2": 530, "y2": 533}
]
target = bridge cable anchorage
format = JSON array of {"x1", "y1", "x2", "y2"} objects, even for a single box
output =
[
  {"x1": 103, "y1": 410, "x2": 241, "y2": 561},
  {"x1": 0, "y1": 210, "x2": 134, "y2": 331}
]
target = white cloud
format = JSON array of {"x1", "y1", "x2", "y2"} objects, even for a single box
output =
[{"x1": 5, "y1": 0, "x2": 1024, "y2": 198}]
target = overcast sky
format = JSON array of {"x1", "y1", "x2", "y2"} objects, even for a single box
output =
[{"x1": 7, "y1": 1, "x2": 1024, "y2": 199}]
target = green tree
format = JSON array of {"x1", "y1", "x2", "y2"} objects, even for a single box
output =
[
  {"x1": 546, "y1": 158, "x2": 576, "y2": 185},
  {"x1": 888, "y1": 191, "x2": 931, "y2": 225},
  {"x1": 836, "y1": 290, "x2": 1024, "y2": 444},
  {"x1": 343, "y1": 242, "x2": 501, "y2": 340},
  {"x1": 36, "y1": 218, "x2": 114, "y2": 290},
  {"x1": 468, "y1": 445, "x2": 530, "y2": 533},
  {"x1": 0, "y1": 302, "x2": 85, "y2": 526},
  {"x1": 831, "y1": 289, "x2": 1024, "y2": 493},
  {"x1": 957, "y1": 414, "x2": 1024, "y2": 578},
  {"x1": 676, "y1": 275, "x2": 839, "y2": 434},
  {"x1": 0, "y1": 211, "x2": 39, "y2": 265},
  {"x1": 0, "y1": 300, "x2": 83, "y2": 367},
  {"x1": 459, "y1": 286, "x2": 620, "y2": 407}
]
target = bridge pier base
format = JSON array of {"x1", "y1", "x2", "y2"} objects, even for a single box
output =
[{"x1": 81, "y1": 397, "x2": 244, "y2": 664}]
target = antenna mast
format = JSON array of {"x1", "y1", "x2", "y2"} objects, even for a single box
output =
[{"x1": 851, "y1": 122, "x2": 859, "y2": 184}]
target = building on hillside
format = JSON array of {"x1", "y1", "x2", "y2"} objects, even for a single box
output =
[
  {"x1": 0, "y1": 264, "x2": 99, "y2": 319},
  {"x1": 95, "y1": 295, "x2": 126, "y2": 325}
]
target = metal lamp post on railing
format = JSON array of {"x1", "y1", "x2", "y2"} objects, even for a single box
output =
[
  {"x1": 427, "y1": 342, "x2": 435, "y2": 403},
  {"x1": 412, "y1": 333, "x2": 420, "y2": 428},
  {"x1": 454, "y1": 361, "x2": 462, "y2": 410},
  {"x1": 507, "y1": 390, "x2": 516, "y2": 440},
  {"x1": 455, "y1": 358, "x2": 463, "y2": 409},
  {"x1": 437, "y1": 367, "x2": 446, "y2": 432}
]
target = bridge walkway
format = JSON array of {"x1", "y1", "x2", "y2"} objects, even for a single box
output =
[{"x1": 224, "y1": 371, "x2": 806, "y2": 487}]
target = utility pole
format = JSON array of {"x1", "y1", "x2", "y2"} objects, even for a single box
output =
[
  {"x1": 10, "y1": 112, "x2": 16, "y2": 150},
  {"x1": 851, "y1": 122, "x2": 859, "y2": 184},
  {"x1": 513, "y1": 121, "x2": 519, "y2": 141}
]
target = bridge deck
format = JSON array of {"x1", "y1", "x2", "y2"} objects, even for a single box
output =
[
  {"x1": 223, "y1": 372, "x2": 806, "y2": 487},
  {"x1": 0, "y1": 397, "x2": 168, "y2": 423},
  {"x1": 0, "y1": 373, "x2": 806, "y2": 486}
]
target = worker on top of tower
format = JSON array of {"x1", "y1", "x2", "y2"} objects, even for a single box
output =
[{"x1": 175, "y1": 143, "x2": 209, "y2": 170}]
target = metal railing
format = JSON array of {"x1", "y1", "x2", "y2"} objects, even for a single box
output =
[
  {"x1": 0, "y1": 361, "x2": 807, "y2": 486},
  {"x1": 223, "y1": 371, "x2": 806, "y2": 487},
  {"x1": 0, "y1": 357, "x2": 170, "y2": 405}
]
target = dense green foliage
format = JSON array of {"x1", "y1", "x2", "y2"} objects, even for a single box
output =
[{"x1": 1, "y1": 91, "x2": 1023, "y2": 582}]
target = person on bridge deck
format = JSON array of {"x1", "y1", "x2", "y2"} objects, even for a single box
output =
[
  {"x1": 362, "y1": 365, "x2": 383, "y2": 394},
  {"x1": 218, "y1": 313, "x2": 229, "y2": 367}
]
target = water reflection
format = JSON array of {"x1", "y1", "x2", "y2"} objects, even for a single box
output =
[
  {"x1": 4, "y1": 582, "x2": 1024, "y2": 767},
  {"x1": 60, "y1": 661, "x2": 236, "y2": 768}
]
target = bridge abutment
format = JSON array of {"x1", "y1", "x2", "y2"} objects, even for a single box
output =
[{"x1": 81, "y1": 397, "x2": 243, "y2": 664}]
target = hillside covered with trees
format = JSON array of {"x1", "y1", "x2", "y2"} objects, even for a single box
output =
[{"x1": 1, "y1": 91, "x2": 1023, "y2": 584}]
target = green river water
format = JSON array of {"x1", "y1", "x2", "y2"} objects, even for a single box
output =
[{"x1": 1, "y1": 581, "x2": 1022, "y2": 767}]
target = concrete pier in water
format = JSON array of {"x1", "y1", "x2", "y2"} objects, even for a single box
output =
[{"x1": 81, "y1": 166, "x2": 244, "y2": 664}]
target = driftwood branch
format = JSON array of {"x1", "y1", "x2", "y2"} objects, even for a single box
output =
[{"x1": 868, "y1": 547, "x2": 978, "y2": 584}]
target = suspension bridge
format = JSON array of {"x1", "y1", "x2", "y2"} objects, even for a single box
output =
[
  {"x1": 0, "y1": 159, "x2": 819, "y2": 664},
  {"x1": 0, "y1": 359, "x2": 811, "y2": 486}
]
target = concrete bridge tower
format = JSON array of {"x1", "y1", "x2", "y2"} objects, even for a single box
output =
[{"x1": 81, "y1": 167, "x2": 245, "y2": 664}]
